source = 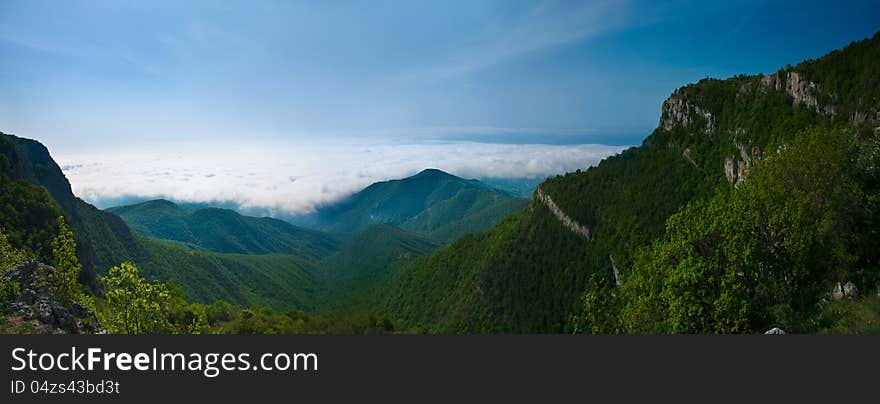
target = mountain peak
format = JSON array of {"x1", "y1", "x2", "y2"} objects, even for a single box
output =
[
  {"x1": 146, "y1": 199, "x2": 179, "y2": 208},
  {"x1": 108, "y1": 199, "x2": 181, "y2": 213},
  {"x1": 299, "y1": 167, "x2": 527, "y2": 239},
  {"x1": 413, "y1": 168, "x2": 456, "y2": 179}
]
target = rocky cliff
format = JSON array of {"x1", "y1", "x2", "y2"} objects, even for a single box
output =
[
  {"x1": 0, "y1": 260, "x2": 103, "y2": 334},
  {"x1": 660, "y1": 94, "x2": 715, "y2": 133},
  {"x1": 657, "y1": 61, "x2": 876, "y2": 186},
  {"x1": 1, "y1": 132, "x2": 143, "y2": 286},
  {"x1": 758, "y1": 70, "x2": 836, "y2": 115}
]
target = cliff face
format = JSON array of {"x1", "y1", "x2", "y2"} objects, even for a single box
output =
[
  {"x1": 723, "y1": 143, "x2": 765, "y2": 186},
  {"x1": 660, "y1": 94, "x2": 715, "y2": 133},
  {"x1": 758, "y1": 70, "x2": 836, "y2": 116},
  {"x1": 1, "y1": 133, "x2": 143, "y2": 285},
  {"x1": 4, "y1": 136, "x2": 77, "y2": 209},
  {"x1": 657, "y1": 63, "x2": 875, "y2": 185},
  {"x1": 653, "y1": 32, "x2": 880, "y2": 190},
  {"x1": 660, "y1": 69, "x2": 839, "y2": 135}
]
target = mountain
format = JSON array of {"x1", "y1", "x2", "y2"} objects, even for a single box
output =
[
  {"x1": 108, "y1": 199, "x2": 338, "y2": 259},
  {"x1": 315, "y1": 224, "x2": 439, "y2": 309},
  {"x1": 0, "y1": 133, "x2": 142, "y2": 287},
  {"x1": 295, "y1": 168, "x2": 528, "y2": 242},
  {"x1": 0, "y1": 133, "x2": 323, "y2": 309},
  {"x1": 478, "y1": 177, "x2": 545, "y2": 198},
  {"x1": 135, "y1": 235, "x2": 317, "y2": 309},
  {"x1": 6, "y1": 32, "x2": 878, "y2": 333},
  {"x1": 1, "y1": 135, "x2": 523, "y2": 312},
  {"x1": 376, "y1": 32, "x2": 880, "y2": 333}
]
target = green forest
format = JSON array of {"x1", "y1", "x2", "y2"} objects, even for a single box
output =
[{"x1": 373, "y1": 31, "x2": 880, "y2": 334}]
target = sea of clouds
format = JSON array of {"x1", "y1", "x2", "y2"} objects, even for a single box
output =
[{"x1": 57, "y1": 139, "x2": 627, "y2": 215}]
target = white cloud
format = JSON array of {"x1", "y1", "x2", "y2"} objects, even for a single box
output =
[{"x1": 56, "y1": 139, "x2": 627, "y2": 215}]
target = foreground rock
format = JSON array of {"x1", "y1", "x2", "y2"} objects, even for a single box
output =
[
  {"x1": 831, "y1": 281, "x2": 859, "y2": 301},
  {"x1": 0, "y1": 260, "x2": 103, "y2": 334}
]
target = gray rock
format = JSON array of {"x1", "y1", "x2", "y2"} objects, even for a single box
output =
[
  {"x1": 7, "y1": 301, "x2": 34, "y2": 320},
  {"x1": 832, "y1": 282, "x2": 859, "y2": 301},
  {"x1": 1, "y1": 259, "x2": 102, "y2": 333},
  {"x1": 832, "y1": 284, "x2": 844, "y2": 301},
  {"x1": 1, "y1": 260, "x2": 56, "y2": 293},
  {"x1": 764, "y1": 327, "x2": 786, "y2": 335},
  {"x1": 724, "y1": 157, "x2": 737, "y2": 183},
  {"x1": 842, "y1": 282, "x2": 858, "y2": 299},
  {"x1": 51, "y1": 303, "x2": 79, "y2": 334},
  {"x1": 69, "y1": 301, "x2": 92, "y2": 318},
  {"x1": 759, "y1": 70, "x2": 836, "y2": 116},
  {"x1": 35, "y1": 297, "x2": 54, "y2": 325},
  {"x1": 660, "y1": 95, "x2": 714, "y2": 133},
  {"x1": 534, "y1": 187, "x2": 591, "y2": 239},
  {"x1": 19, "y1": 288, "x2": 37, "y2": 304}
]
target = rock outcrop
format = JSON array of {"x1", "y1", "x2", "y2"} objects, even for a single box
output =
[
  {"x1": 660, "y1": 96, "x2": 715, "y2": 133},
  {"x1": 609, "y1": 255, "x2": 622, "y2": 287},
  {"x1": 831, "y1": 281, "x2": 859, "y2": 301},
  {"x1": 0, "y1": 260, "x2": 102, "y2": 334},
  {"x1": 682, "y1": 147, "x2": 700, "y2": 170},
  {"x1": 850, "y1": 110, "x2": 876, "y2": 125},
  {"x1": 534, "y1": 187, "x2": 590, "y2": 239},
  {"x1": 723, "y1": 157, "x2": 738, "y2": 183},
  {"x1": 723, "y1": 143, "x2": 763, "y2": 186},
  {"x1": 759, "y1": 70, "x2": 836, "y2": 116}
]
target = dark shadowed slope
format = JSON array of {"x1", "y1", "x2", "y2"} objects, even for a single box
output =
[
  {"x1": 0, "y1": 133, "x2": 142, "y2": 287},
  {"x1": 315, "y1": 224, "x2": 439, "y2": 309}
]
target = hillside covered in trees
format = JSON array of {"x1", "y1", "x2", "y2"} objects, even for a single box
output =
[
  {"x1": 370, "y1": 31, "x2": 880, "y2": 334},
  {"x1": 108, "y1": 199, "x2": 338, "y2": 257},
  {"x1": 290, "y1": 168, "x2": 528, "y2": 242},
  {"x1": 0, "y1": 132, "x2": 513, "y2": 332}
]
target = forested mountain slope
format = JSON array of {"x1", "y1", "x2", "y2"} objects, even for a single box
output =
[
  {"x1": 0, "y1": 133, "x2": 142, "y2": 287},
  {"x1": 109, "y1": 199, "x2": 338, "y2": 259},
  {"x1": 315, "y1": 224, "x2": 439, "y2": 310},
  {"x1": 0, "y1": 133, "x2": 322, "y2": 309},
  {"x1": 135, "y1": 235, "x2": 317, "y2": 310},
  {"x1": 379, "y1": 31, "x2": 880, "y2": 333},
  {"x1": 294, "y1": 169, "x2": 527, "y2": 241}
]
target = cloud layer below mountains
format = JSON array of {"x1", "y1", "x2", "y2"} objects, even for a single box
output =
[{"x1": 57, "y1": 140, "x2": 627, "y2": 215}]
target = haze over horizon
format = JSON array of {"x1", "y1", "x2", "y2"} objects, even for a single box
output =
[{"x1": 2, "y1": 0, "x2": 878, "y2": 213}]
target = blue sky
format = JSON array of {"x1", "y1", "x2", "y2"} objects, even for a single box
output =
[
  {"x1": 2, "y1": 0, "x2": 878, "y2": 149},
  {"x1": 1, "y1": 1, "x2": 878, "y2": 212}
]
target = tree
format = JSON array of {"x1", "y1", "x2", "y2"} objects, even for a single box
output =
[
  {"x1": 0, "y1": 230, "x2": 25, "y2": 274},
  {"x1": 49, "y1": 216, "x2": 81, "y2": 304},
  {"x1": 99, "y1": 262, "x2": 173, "y2": 334},
  {"x1": 604, "y1": 127, "x2": 866, "y2": 333},
  {"x1": 0, "y1": 232, "x2": 20, "y2": 300},
  {"x1": 166, "y1": 283, "x2": 209, "y2": 334}
]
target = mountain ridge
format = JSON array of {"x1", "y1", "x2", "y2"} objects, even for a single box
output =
[
  {"x1": 108, "y1": 199, "x2": 338, "y2": 259},
  {"x1": 292, "y1": 168, "x2": 528, "y2": 241},
  {"x1": 1, "y1": 133, "x2": 323, "y2": 309},
  {"x1": 373, "y1": 30, "x2": 880, "y2": 333}
]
